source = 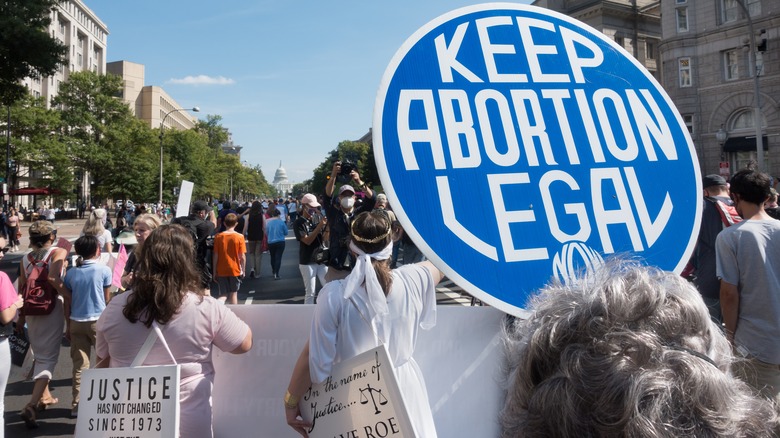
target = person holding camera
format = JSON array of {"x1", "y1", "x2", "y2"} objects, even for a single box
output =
[
  {"x1": 293, "y1": 194, "x2": 329, "y2": 304},
  {"x1": 323, "y1": 160, "x2": 376, "y2": 283}
]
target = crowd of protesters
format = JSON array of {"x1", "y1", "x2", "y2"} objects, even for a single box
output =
[{"x1": 1, "y1": 162, "x2": 778, "y2": 437}]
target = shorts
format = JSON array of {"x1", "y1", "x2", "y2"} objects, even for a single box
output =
[{"x1": 216, "y1": 276, "x2": 242, "y2": 295}]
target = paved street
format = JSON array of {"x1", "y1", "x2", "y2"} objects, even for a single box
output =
[{"x1": 1, "y1": 217, "x2": 472, "y2": 436}]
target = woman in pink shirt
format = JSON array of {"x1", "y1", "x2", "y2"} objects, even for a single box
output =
[{"x1": 96, "y1": 224, "x2": 253, "y2": 438}]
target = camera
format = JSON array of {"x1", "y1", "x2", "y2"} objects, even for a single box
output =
[
  {"x1": 339, "y1": 160, "x2": 356, "y2": 176},
  {"x1": 337, "y1": 160, "x2": 357, "y2": 182}
]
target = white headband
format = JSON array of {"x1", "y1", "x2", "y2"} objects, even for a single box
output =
[{"x1": 344, "y1": 240, "x2": 394, "y2": 343}]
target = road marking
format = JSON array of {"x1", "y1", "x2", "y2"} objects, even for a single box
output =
[
  {"x1": 248, "y1": 290, "x2": 255, "y2": 294},
  {"x1": 245, "y1": 297, "x2": 254, "y2": 305}
]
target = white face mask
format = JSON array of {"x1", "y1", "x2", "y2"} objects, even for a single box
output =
[{"x1": 341, "y1": 197, "x2": 355, "y2": 209}]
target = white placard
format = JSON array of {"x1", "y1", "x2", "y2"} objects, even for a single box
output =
[
  {"x1": 75, "y1": 364, "x2": 180, "y2": 438},
  {"x1": 211, "y1": 305, "x2": 505, "y2": 438},
  {"x1": 300, "y1": 345, "x2": 414, "y2": 438},
  {"x1": 175, "y1": 180, "x2": 194, "y2": 218}
]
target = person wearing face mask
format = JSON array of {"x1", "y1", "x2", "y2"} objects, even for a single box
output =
[
  {"x1": 293, "y1": 194, "x2": 329, "y2": 304},
  {"x1": 323, "y1": 161, "x2": 376, "y2": 283}
]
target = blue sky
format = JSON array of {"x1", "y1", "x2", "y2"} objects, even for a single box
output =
[{"x1": 87, "y1": 0, "x2": 531, "y2": 184}]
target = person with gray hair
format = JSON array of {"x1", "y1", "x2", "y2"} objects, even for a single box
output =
[{"x1": 500, "y1": 260, "x2": 778, "y2": 437}]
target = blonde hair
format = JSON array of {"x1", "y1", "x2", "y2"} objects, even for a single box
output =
[{"x1": 82, "y1": 209, "x2": 106, "y2": 237}]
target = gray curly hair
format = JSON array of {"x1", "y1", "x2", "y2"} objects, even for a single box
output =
[{"x1": 500, "y1": 260, "x2": 778, "y2": 437}]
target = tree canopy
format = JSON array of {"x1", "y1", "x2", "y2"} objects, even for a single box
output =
[{"x1": 0, "y1": 0, "x2": 66, "y2": 105}]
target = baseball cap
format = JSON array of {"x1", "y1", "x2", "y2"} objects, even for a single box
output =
[
  {"x1": 702, "y1": 174, "x2": 727, "y2": 188},
  {"x1": 376, "y1": 193, "x2": 387, "y2": 202},
  {"x1": 301, "y1": 193, "x2": 321, "y2": 208},
  {"x1": 29, "y1": 220, "x2": 56, "y2": 237},
  {"x1": 192, "y1": 200, "x2": 209, "y2": 212},
  {"x1": 339, "y1": 185, "x2": 355, "y2": 196}
]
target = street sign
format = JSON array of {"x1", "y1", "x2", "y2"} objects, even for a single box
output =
[
  {"x1": 373, "y1": 3, "x2": 701, "y2": 315},
  {"x1": 719, "y1": 161, "x2": 730, "y2": 178}
]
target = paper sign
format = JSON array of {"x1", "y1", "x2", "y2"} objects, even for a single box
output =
[
  {"x1": 300, "y1": 345, "x2": 414, "y2": 438},
  {"x1": 112, "y1": 244, "x2": 128, "y2": 289},
  {"x1": 57, "y1": 237, "x2": 72, "y2": 253},
  {"x1": 75, "y1": 364, "x2": 180, "y2": 437},
  {"x1": 373, "y1": 4, "x2": 701, "y2": 315},
  {"x1": 175, "y1": 180, "x2": 194, "y2": 218}
]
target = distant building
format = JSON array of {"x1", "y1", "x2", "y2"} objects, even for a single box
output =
[
  {"x1": 532, "y1": 0, "x2": 661, "y2": 79},
  {"x1": 23, "y1": 0, "x2": 108, "y2": 105},
  {"x1": 273, "y1": 162, "x2": 294, "y2": 196},
  {"x1": 659, "y1": 0, "x2": 779, "y2": 179},
  {"x1": 107, "y1": 60, "x2": 198, "y2": 131},
  {"x1": 15, "y1": 0, "x2": 109, "y2": 209},
  {"x1": 222, "y1": 134, "x2": 243, "y2": 159}
]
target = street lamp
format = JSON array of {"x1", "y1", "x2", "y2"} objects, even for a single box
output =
[
  {"x1": 716, "y1": 125, "x2": 728, "y2": 160},
  {"x1": 735, "y1": 0, "x2": 766, "y2": 171},
  {"x1": 159, "y1": 106, "x2": 199, "y2": 206}
]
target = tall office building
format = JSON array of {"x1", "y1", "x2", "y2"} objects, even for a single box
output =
[
  {"x1": 22, "y1": 0, "x2": 108, "y2": 105},
  {"x1": 659, "y1": 0, "x2": 779, "y2": 178},
  {"x1": 107, "y1": 60, "x2": 198, "y2": 131}
]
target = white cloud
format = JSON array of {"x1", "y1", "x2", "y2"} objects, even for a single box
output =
[{"x1": 167, "y1": 75, "x2": 236, "y2": 85}]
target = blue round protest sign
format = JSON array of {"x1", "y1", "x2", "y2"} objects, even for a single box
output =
[{"x1": 374, "y1": 4, "x2": 701, "y2": 316}]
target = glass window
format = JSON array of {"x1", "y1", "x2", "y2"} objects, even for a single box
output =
[
  {"x1": 683, "y1": 114, "x2": 694, "y2": 135},
  {"x1": 747, "y1": 0, "x2": 761, "y2": 17},
  {"x1": 677, "y1": 8, "x2": 689, "y2": 32},
  {"x1": 646, "y1": 41, "x2": 656, "y2": 60},
  {"x1": 722, "y1": 0, "x2": 738, "y2": 23},
  {"x1": 724, "y1": 50, "x2": 739, "y2": 80},
  {"x1": 679, "y1": 57, "x2": 692, "y2": 87}
]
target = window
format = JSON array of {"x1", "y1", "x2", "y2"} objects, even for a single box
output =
[
  {"x1": 77, "y1": 53, "x2": 82, "y2": 66},
  {"x1": 683, "y1": 114, "x2": 694, "y2": 135},
  {"x1": 676, "y1": 0, "x2": 686, "y2": 3},
  {"x1": 646, "y1": 41, "x2": 656, "y2": 60},
  {"x1": 679, "y1": 57, "x2": 692, "y2": 87},
  {"x1": 59, "y1": 20, "x2": 65, "y2": 34},
  {"x1": 724, "y1": 50, "x2": 739, "y2": 80},
  {"x1": 615, "y1": 36, "x2": 625, "y2": 49},
  {"x1": 722, "y1": 0, "x2": 738, "y2": 23},
  {"x1": 747, "y1": 0, "x2": 761, "y2": 17},
  {"x1": 676, "y1": 8, "x2": 689, "y2": 32}
]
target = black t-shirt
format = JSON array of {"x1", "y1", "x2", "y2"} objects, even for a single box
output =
[
  {"x1": 294, "y1": 216, "x2": 321, "y2": 265},
  {"x1": 323, "y1": 193, "x2": 376, "y2": 270}
]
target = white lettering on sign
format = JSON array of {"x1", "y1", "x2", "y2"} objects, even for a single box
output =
[
  {"x1": 433, "y1": 167, "x2": 672, "y2": 262},
  {"x1": 397, "y1": 87, "x2": 675, "y2": 171}
]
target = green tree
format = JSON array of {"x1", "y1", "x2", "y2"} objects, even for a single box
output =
[
  {"x1": 53, "y1": 71, "x2": 142, "y2": 203},
  {"x1": 0, "y1": 0, "x2": 67, "y2": 105},
  {"x1": 101, "y1": 117, "x2": 158, "y2": 202},
  {"x1": 306, "y1": 140, "x2": 375, "y2": 195},
  {"x1": 5, "y1": 94, "x2": 70, "y2": 196}
]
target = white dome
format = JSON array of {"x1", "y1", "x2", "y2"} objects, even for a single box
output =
[{"x1": 273, "y1": 162, "x2": 288, "y2": 184}]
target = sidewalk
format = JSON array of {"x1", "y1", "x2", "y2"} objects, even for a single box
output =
[{"x1": 13, "y1": 217, "x2": 93, "y2": 250}]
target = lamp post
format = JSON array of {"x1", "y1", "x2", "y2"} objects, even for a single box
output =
[
  {"x1": 716, "y1": 125, "x2": 728, "y2": 160},
  {"x1": 159, "y1": 106, "x2": 199, "y2": 206},
  {"x1": 735, "y1": 0, "x2": 766, "y2": 171}
]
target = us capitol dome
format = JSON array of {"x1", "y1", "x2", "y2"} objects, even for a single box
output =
[{"x1": 273, "y1": 161, "x2": 294, "y2": 196}]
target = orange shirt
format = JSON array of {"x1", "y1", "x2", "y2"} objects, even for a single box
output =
[{"x1": 214, "y1": 231, "x2": 246, "y2": 277}]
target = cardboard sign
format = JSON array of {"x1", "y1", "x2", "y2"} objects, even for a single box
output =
[
  {"x1": 211, "y1": 305, "x2": 504, "y2": 438},
  {"x1": 175, "y1": 181, "x2": 194, "y2": 218},
  {"x1": 300, "y1": 345, "x2": 414, "y2": 438},
  {"x1": 373, "y1": 4, "x2": 701, "y2": 315},
  {"x1": 56, "y1": 237, "x2": 73, "y2": 252},
  {"x1": 112, "y1": 244, "x2": 128, "y2": 289},
  {"x1": 75, "y1": 364, "x2": 180, "y2": 438}
]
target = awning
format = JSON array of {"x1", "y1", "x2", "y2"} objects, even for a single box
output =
[
  {"x1": 723, "y1": 136, "x2": 769, "y2": 152},
  {"x1": 9, "y1": 187, "x2": 63, "y2": 195}
]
